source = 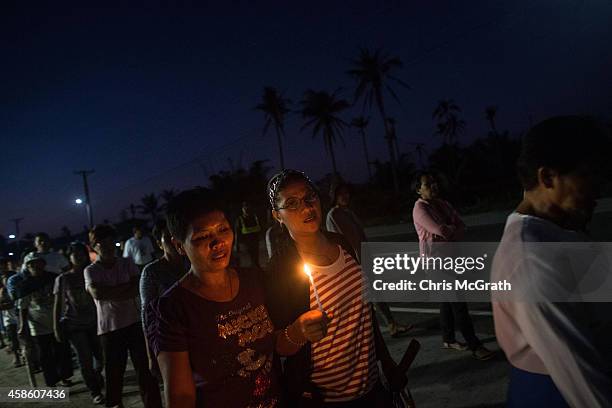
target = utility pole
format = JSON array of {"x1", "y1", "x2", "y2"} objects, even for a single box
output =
[
  {"x1": 74, "y1": 170, "x2": 95, "y2": 228},
  {"x1": 10, "y1": 217, "x2": 23, "y2": 254}
]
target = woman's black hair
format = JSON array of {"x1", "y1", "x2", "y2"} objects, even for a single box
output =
[
  {"x1": 267, "y1": 169, "x2": 319, "y2": 211},
  {"x1": 67, "y1": 242, "x2": 88, "y2": 257},
  {"x1": 411, "y1": 171, "x2": 436, "y2": 193},
  {"x1": 89, "y1": 224, "x2": 116, "y2": 247},
  {"x1": 165, "y1": 187, "x2": 229, "y2": 242},
  {"x1": 266, "y1": 169, "x2": 320, "y2": 257},
  {"x1": 152, "y1": 219, "x2": 168, "y2": 243},
  {"x1": 329, "y1": 181, "x2": 351, "y2": 207}
]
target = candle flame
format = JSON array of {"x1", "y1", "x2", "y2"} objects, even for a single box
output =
[{"x1": 303, "y1": 263, "x2": 312, "y2": 278}]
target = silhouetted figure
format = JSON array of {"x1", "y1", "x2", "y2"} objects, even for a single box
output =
[
  {"x1": 493, "y1": 116, "x2": 612, "y2": 407},
  {"x1": 234, "y1": 201, "x2": 262, "y2": 268}
]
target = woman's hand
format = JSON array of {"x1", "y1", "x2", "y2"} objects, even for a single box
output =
[{"x1": 292, "y1": 309, "x2": 332, "y2": 343}]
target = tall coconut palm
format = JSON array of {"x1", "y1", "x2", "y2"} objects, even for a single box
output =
[
  {"x1": 485, "y1": 106, "x2": 498, "y2": 136},
  {"x1": 347, "y1": 48, "x2": 410, "y2": 192},
  {"x1": 351, "y1": 116, "x2": 372, "y2": 180},
  {"x1": 138, "y1": 193, "x2": 160, "y2": 223},
  {"x1": 433, "y1": 99, "x2": 465, "y2": 144},
  {"x1": 128, "y1": 203, "x2": 137, "y2": 220},
  {"x1": 407, "y1": 142, "x2": 427, "y2": 169},
  {"x1": 60, "y1": 226, "x2": 72, "y2": 240},
  {"x1": 386, "y1": 117, "x2": 401, "y2": 160},
  {"x1": 300, "y1": 89, "x2": 350, "y2": 176},
  {"x1": 160, "y1": 189, "x2": 177, "y2": 211},
  {"x1": 255, "y1": 87, "x2": 291, "y2": 170}
]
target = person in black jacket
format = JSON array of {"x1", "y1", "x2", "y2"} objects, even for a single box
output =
[{"x1": 264, "y1": 169, "x2": 406, "y2": 407}]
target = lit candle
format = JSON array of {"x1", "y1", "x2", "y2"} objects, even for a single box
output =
[{"x1": 303, "y1": 263, "x2": 323, "y2": 311}]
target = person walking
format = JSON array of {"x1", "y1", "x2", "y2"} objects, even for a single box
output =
[
  {"x1": 146, "y1": 188, "x2": 281, "y2": 407},
  {"x1": 265, "y1": 169, "x2": 407, "y2": 406},
  {"x1": 85, "y1": 225, "x2": 162, "y2": 408},
  {"x1": 54, "y1": 242, "x2": 104, "y2": 404},
  {"x1": 123, "y1": 226, "x2": 156, "y2": 271},
  {"x1": 492, "y1": 116, "x2": 612, "y2": 407}
]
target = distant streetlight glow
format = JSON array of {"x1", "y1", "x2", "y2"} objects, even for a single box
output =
[
  {"x1": 115, "y1": 242, "x2": 121, "y2": 247},
  {"x1": 8, "y1": 234, "x2": 16, "y2": 239},
  {"x1": 8, "y1": 252, "x2": 14, "y2": 256},
  {"x1": 75, "y1": 198, "x2": 83, "y2": 204}
]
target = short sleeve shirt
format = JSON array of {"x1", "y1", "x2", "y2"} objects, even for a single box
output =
[
  {"x1": 146, "y1": 269, "x2": 279, "y2": 408},
  {"x1": 123, "y1": 237, "x2": 155, "y2": 266},
  {"x1": 84, "y1": 257, "x2": 141, "y2": 335},
  {"x1": 53, "y1": 271, "x2": 97, "y2": 330},
  {"x1": 139, "y1": 258, "x2": 188, "y2": 326},
  {"x1": 16, "y1": 277, "x2": 55, "y2": 336}
]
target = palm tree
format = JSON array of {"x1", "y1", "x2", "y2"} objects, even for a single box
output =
[
  {"x1": 347, "y1": 48, "x2": 410, "y2": 192},
  {"x1": 300, "y1": 89, "x2": 350, "y2": 175},
  {"x1": 407, "y1": 142, "x2": 427, "y2": 169},
  {"x1": 485, "y1": 106, "x2": 498, "y2": 136},
  {"x1": 255, "y1": 87, "x2": 291, "y2": 170},
  {"x1": 351, "y1": 116, "x2": 372, "y2": 180},
  {"x1": 60, "y1": 226, "x2": 72, "y2": 240},
  {"x1": 433, "y1": 99, "x2": 465, "y2": 144},
  {"x1": 138, "y1": 193, "x2": 160, "y2": 222},
  {"x1": 128, "y1": 204, "x2": 136, "y2": 220},
  {"x1": 160, "y1": 189, "x2": 177, "y2": 211},
  {"x1": 386, "y1": 117, "x2": 401, "y2": 160}
]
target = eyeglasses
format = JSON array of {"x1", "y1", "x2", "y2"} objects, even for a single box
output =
[{"x1": 277, "y1": 191, "x2": 319, "y2": 211}]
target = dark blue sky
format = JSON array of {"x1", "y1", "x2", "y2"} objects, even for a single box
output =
[{"x1": 2, "y1": 1, "x2": 612, "y2": 237}]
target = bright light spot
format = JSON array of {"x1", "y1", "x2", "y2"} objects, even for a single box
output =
[
  {"x1": 8, "y1": 234, "x2": 16, "y2": 239},
  {"x1": 115, "y1": 242, "x2": 121, "y2": 247},
  {"x1": 8, "y1": 252, "x2": 14, "y2": 256},
  {"x1": 303, "y1": 263, "x2": 312, "y2": 278},
  {"x1": 75, "y1": 198, "x2": 83, "y2": 204}
]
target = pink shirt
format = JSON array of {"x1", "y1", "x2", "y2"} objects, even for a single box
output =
[{"x1": 412, "y1": 198, "x2": 465, "y2": 256}]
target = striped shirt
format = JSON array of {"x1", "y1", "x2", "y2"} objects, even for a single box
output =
[{"x1": 309, "y1": 247, "x2": 378, "y2": 402}]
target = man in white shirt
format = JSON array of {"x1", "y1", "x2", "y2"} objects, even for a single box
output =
[
  {"x1": 492, "y1": 116, "x2": 612, "y2": 407},
  {"x1": 123, "y1": 226, "x2": 156, "y2": 270},
  {"x1": 21, "y1": 233, "x2": 70, "y2": 274}
]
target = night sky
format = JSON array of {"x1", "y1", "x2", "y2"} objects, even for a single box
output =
[{"x1": 2, "y1": 1, "x2": 612, "y2": 237}]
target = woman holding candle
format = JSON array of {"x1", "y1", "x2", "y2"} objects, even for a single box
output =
[
  {"x1": 265, "y1": 169, "x2": 406, "y2": 407},
  {"x1": 146, "y1": 188, "x2": 282, "y2": 408}
]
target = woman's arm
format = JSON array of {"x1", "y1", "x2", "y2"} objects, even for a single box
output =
[
  {"x1": 275, "y1": 309, "x2": 329, "y2": 356},
  {"x1": 413, "y1": 202, "x2": 454, "y2": 239},
  {"x1": 157, "y1": 351, "x2": 196, "y2": 408}
]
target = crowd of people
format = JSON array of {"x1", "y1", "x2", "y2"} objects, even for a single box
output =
[{"x1": 0, "y1": 115, "x2": 611, "y2": 407}]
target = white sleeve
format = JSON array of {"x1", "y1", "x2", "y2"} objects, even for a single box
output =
[
  {"x1": 83, "y1": 266, "x2": 94, "y2": 290},
  {"x1": 58, "y1": 253, "x2": 69, "y2": 270},
  {"x1": 122, "y1": 240, "x2": 131, "y2": 258},
  {"x1": 326, "y1": 209, "x2": 339, "y2": 233}
]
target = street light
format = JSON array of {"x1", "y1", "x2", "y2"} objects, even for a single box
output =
[
  {"x1": 8, "y1": 234, "x2": 16, "y2": 239},
  {"x1": 75, "y1": 198, "x2": 83, "y2": 204},
  {"x1": 8, "y1": 252, "x2": 14, "y2": 256}
]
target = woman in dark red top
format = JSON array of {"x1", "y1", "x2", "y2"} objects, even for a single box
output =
[{"x1": 146, "y1": 188, "x2": 283, "y2": 408}]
